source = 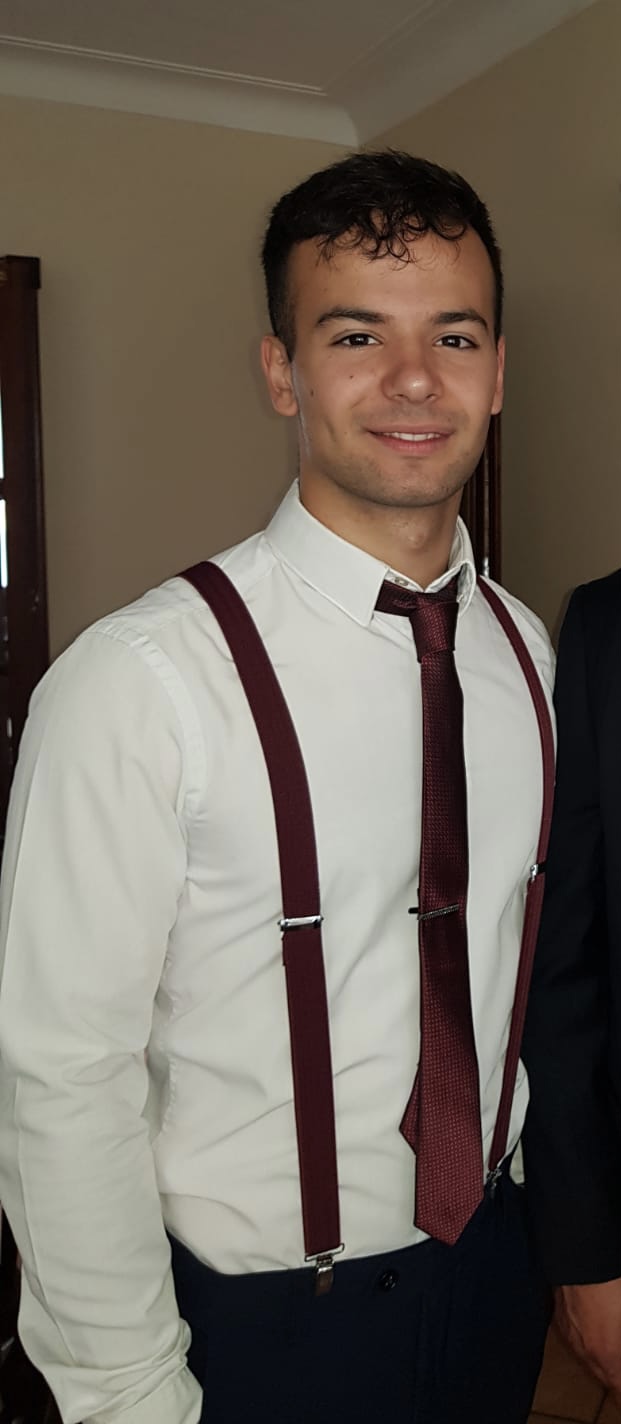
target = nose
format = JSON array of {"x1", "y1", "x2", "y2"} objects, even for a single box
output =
[{"x1": 382, "y1": 342, "x2": 440, "y2": 402}]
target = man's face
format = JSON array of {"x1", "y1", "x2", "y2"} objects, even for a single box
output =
[{"x1": 262, "y1": 227, "x2": 504, "y2": 516}]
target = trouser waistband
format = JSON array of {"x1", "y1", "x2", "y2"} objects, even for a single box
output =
[{"x1": 169, "y1": 1158, "x2": 513, "y2": 1324}]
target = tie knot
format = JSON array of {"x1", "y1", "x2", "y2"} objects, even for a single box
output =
[{"x1": 375, "y1": 577, "x2": 459, "y2": 659}]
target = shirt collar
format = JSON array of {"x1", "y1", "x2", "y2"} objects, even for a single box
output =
[{"x1": 265, "y1": 482, "x2": 477, "y2": 627}]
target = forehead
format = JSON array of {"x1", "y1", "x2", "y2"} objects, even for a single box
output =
[{"x1": 287, "y1": 227, "x2": 496, "y2": 325}]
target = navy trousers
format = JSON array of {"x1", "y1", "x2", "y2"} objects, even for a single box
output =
[{"x1": 170, "y1": 1171, "x2": 551, "y2": 1424}]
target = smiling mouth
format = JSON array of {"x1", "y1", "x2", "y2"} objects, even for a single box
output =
[
  {"x1": 379, "y1": 431, "x2": 444, "y2": 442},
  {"x1": 369, "y1": 429, "x2": 451, "y2": 450}
]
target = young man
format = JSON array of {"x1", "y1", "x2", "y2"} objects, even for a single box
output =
[
  {"x1": 0, "y1": 151, "x2": 554, "y2": 1424},
  {"x1": 523, "y1": 573, "x2": 621, "y2": 1404}
]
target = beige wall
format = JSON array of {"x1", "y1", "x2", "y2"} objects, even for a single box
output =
[
  {"x1": 2, "y1": 0, "x2": 618, "y2": 650},
  {"x1": 381, "y1": 0, "x2": 621, "y2": 636},
  {"x1": 0, "y1": 95, "x2": 340, "y2": 654}
]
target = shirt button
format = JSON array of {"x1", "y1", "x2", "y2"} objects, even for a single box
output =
[{"x1": 378, "y1": 1268, "x2": 399, "y2": 1291}]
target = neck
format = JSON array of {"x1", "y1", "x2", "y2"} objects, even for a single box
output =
[{"x1": 299, "y1": 478, "x2": 462, "y2": 587}]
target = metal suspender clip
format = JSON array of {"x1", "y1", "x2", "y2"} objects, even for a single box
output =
[
  {"x1": 278, "y1": 914, "x2": 324, "y2": 931},
  {"x1": 305, "y1": 1243, "x2": 345, "y2": 1296},
  {"x1": 528, "y1": 861, "x2": 546, "y2": 884},
  {"x1": 485, "y1": 1163, "x2": 504, "y2": 1197}
]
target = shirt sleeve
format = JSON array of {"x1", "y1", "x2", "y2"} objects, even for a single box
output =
[{"x1": 0, "y1": 627, "x2": 203, "y2": 1424}]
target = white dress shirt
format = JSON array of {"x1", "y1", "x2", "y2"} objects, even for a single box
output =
[{"x1": 0, "y1": 483, "x2": 554, "y2": 1424}]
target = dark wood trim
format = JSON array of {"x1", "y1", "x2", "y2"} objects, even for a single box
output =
[
  {"x1": 0, "y1": 255, "x2": 58, "y2": 1422},
  {"x1": 461, "y1": 413, "x2": 502, "y2": 581},
  {"x1": 0, "y1": 255, "x2": 49, "y2": 829}
]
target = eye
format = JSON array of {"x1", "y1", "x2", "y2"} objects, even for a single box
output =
[
  {"x1": 436, "y1": 334, "x2": 477, "y2": 350},
  {"x1": 333, "y1": 332, "x2": 379, "y2": 348}
]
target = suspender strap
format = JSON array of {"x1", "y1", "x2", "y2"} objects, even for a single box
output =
[
  {"x1": 477, "y1": 577, "x2": 555, "y2": 1171},
  {"x1": 182, "y1": 560, "x2": 553, "y2": 1254},
  {"x1": 181, "y1": 562, "x2": 342, "y2": 1271}
]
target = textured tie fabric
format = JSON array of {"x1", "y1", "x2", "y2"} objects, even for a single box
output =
[{"x1": 375, "y1": 576, "x2": 484, "y2": 1245}]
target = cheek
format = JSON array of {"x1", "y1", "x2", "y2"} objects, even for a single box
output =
[
  {"x1": 296, "y1": 364, "x2": 370, "y2": 431},
  {"x1": 304, "y1": 376, "x2": 345, "y2": 414},
  {"x1": 455, "y1": 367, "x2": 501, "y2": 416}
]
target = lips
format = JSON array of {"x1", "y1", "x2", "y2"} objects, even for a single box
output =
[
  {"x1": 377, "y1": 431, "x2": 444, "y2": 443},
  {"x1": 368, "y1": 427, "x2": 452, "y2": 452}
]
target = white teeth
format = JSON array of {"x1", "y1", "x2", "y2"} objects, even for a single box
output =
[{"x1": 386, "y1": 431, "x2": 442, "y2": 442}]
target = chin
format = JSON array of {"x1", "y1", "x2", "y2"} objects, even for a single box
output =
[
  {"x1": 366, "y1": 476, "x2": 469, "y2": 510},
  {"x1": 312, "y1": 459, "x2": 472, "y2": 512}
]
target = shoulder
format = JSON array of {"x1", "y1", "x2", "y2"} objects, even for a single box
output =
[
  {"x1": 35, "y1": 579, "x2": 202, "y2": 726},
  {"x1": 89, "y1": 527, "x2": 271, "y2": 648},
  {"x1": 26, "y1": 530, "x2": 275, "y2": 776},
  {"x1": 557, "y1": 570, "x2": 621, "y2": 701},
  {"x1": 565, "y1": 568, "x2": 621, "y2": 634},
  {"x1": 46, "y1": 528, "x2": 274, "y2": 690},
  {"x1": 26, "y1": 583, "x2": 198, "y2": 783}
]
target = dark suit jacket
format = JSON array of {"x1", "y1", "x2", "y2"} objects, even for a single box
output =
[{"x1": 522, "y1": 570, "x2": 621, "y2": 1284}]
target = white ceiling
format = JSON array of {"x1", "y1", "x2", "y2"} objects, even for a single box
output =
[{"x1": 0, "y1": 0, "x2": 599, "y2": 143}]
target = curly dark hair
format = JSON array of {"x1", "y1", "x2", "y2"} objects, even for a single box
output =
[{"x1": 261, "y1": 149, "x2": 503, "y2": 357}]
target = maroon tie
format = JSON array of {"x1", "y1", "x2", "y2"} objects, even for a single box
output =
[{"x1": 375, "y1": 576, "x2": 484, "y2": 1245}]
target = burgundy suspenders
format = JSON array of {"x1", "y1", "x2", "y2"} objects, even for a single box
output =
[
  {"x1": 182, "y1": 561, "x2": 554, "y2": 1284},
  {"x1": 182, "y1": 561, "x2": 342, "y2": 1292},
  {"x1": 477, "y1": 578, "x2": 555, "y2": 1173}
]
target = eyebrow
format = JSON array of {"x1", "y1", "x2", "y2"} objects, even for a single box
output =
[
  {"x1": 315, "y1": 305, "x2": 385, "y2": 329},
  {"x1": 315, "y1": 304, "x2": 490, "y2": 334},
  {"x1": 432, "y1": 308, "x2": 489, "y2": 333}
]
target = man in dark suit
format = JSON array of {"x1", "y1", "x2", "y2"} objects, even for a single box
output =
[{"x1": 522, "y1": 571, "x2": 621, "y2": 1400}]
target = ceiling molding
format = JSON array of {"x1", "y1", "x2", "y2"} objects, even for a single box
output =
[
  {"x1": 0, "y1": 37, "x2": 357, "y2": 145},
  {"x1": 0, "y1": 0, "x2": 600, "y2": 146},
  {"x1": 338, "y1": 0, "x2": 600, "y2": 141}
]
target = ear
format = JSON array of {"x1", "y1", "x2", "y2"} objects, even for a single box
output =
[
  {"x1": 261, "y1": 335, "x2": 299, "y2": 417},
  {"x1": 491, "y1": 334, "x2": 505, "y2": 415}
]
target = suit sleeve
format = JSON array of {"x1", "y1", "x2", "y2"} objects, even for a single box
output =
[{"x1": 522, "y1": 587, "x2": 621, "y2": 1284}]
